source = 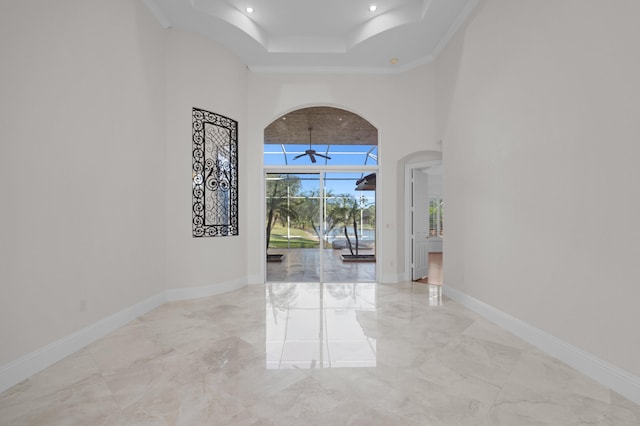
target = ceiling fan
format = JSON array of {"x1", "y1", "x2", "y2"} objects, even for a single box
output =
[{"x1": 293, "y1": 127, "x2": 331, "y2": 163}]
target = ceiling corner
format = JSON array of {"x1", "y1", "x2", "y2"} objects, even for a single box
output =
[{"x1": 141, "y1": 0, "x2": 172, "y2": 29}]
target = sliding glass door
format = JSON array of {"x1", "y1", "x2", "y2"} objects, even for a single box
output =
[
  {"x1": 265, "y1": 171, "x2": 376, "y2": 283},
  {"x1": 266, "y1": 173, "x2": 321, "y2": 282}
]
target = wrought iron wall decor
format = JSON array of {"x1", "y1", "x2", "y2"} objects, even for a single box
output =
[{"x1": 192, "y1": 108, "x2": 238, "y2": 237}]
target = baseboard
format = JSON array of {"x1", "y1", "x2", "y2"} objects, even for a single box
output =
[
  {"x1": 247, "y1": 274, "x2": 263, "y2": 285},
  {"x1": 0, "y1": 277, "x2": 251, "y2": 394},
  {"x1": 379, "y1": 272, "x2": 402, "y2": 284},
  {"x1": 443, "y1": 285, "x2": 640, "y2": 406},
  {"x1": 165, "y1": 277, "x2": 247, "y2": 301},
  {"x1": 0, "y1": 292, "x2": 166, "y2": 394}
]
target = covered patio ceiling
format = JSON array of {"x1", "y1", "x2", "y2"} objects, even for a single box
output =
[
  {"x1": 264, "y1": 107, "x2": 377, "y2": 146},
  {"x1": 264, "y1": 106, "x2": 378, "y2": 166}
]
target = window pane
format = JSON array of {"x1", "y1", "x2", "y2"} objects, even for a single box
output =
[
  {"x1": 429, "y1": 199, "x2": 444, "y2": 237},
  {"x1": 264, "y1": 144, "x2": 377, "y2": 166}
]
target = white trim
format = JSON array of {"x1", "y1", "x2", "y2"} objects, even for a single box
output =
[
  {"x1": 263, "y1": 165, "x2": 378, "y2": 174},
  {"x1": 248, "y1": 1, "x2": 480, "y2": 75},
  {"x1": 379, "y1": 272, "x2": 402, "y2": 284},
  {"x1": 165, "y1": 278, "x2": 247, "y2": 301},
  {"x1": 0, "y1": 277, "x2": 252, "y2": 394},
  {"x1": 404, "y1": 158, "x2": 442, "y2": 283},
  {"x1": 248, "y1": 55, "x2": 436, "y2": 76},
  {"x1": 443, "y1": 285, "x2": 640, "y2": 406},
  {"x1": 247, "y1": 274, "x2": 263, "y2": 285},
  {"x1": 430, "y1": 0, "x2": 479, "y2": 61},
  {"x1": 249, "y1": 64, "x2": 412, "y2": 76},
  {"x1": 0, "y1": 292, "x2": 166, "y2": 394},
  {"x1": 375, "y1": 160, "x2": 383, "y2": 283}
]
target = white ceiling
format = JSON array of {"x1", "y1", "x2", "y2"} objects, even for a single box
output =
[{"x1": 142, "y1": 0, "x2": 478, "y2": 73}]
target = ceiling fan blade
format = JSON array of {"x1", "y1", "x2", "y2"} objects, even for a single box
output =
[
  {"x1": 309, "y1": 153, "x2": 317, "y2": 163},
  {"x1": 315, "y1": 153, "x2": 331, "y2": 160},
  {"x1": 293, "y1": 153, "x2": 306, "y2": 160}
]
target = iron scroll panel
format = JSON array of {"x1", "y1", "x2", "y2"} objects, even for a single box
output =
[{"x1": 192, "y1": 108, "x2": 238, "y2": 237}]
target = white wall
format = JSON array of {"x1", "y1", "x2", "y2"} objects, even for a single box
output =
[
  {"x1": 0, "y1": 0, "x2": 167, "y2": 365},
  {"x1": 164, "y1": 30, "x2": 249, "y2": 291},
  {"x1": 247, "y1": 67, "x2": 439, "y2": 283},
  {"x1": 440, "y1": 0, "x2": 640, "y2": 377}
]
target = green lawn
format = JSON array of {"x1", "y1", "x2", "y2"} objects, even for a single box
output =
[{"x1": 268, "y1": 225, "x2": 319, "y2": 249}]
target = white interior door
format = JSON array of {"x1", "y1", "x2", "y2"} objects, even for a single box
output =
[{"x1": 412, "y1": 169, "x2": 429, "y2": 280}]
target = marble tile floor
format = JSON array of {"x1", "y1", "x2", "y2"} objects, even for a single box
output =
[
  {"x1": 1, "y1": 282, "x2": 639, "y2": 425},
  {"x1": 267, "y1": 248, "x2": 376, "y2": 282}
]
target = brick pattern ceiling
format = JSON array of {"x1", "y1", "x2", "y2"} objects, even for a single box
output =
[{"x1": 264, "y1": 107, "x2": 378, "y2": 146}]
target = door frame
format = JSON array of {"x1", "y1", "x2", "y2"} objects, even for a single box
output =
[{"x1": 404, "y1": 158, "x2": 442, "y2": 282}]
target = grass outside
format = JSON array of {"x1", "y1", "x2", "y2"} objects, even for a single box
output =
[{"x1": 268, "y1": 225, "x2": 319, "y2": 249}]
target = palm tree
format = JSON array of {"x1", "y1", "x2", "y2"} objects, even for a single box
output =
[
  {"x1": 326, "y1": 194, "x2": 362, "y2": 256},
  {"x1": 265, "y1": 174, "x2": 300, "y2": 255},
  {"x1": 293, "y1": 189, "x2": 322, "y2": 240},
  {"x1": 343, "y1": 197, "x2": 361, "y2": 256}
]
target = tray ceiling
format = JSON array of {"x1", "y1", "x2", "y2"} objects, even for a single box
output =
[{"x1": 143, "y1": 0, "x2": 478, "y2": 73}]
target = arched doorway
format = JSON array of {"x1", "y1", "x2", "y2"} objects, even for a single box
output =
[{"x1": 263, "y1": 106, "x2": 379, "y2": 283}]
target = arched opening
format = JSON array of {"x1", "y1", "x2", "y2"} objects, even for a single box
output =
[{"x1": 263, "y1": 106, "x2": 379, "y2": 283}]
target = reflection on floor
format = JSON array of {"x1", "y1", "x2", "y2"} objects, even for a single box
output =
[
  {"x1": 267, "y1": 283, "x2": 377, "y2": 369},
  {"x1": 1, "y1": 282, "x2": 639, "y2": 425},
  {"x1": 267, "y1": 248, "x2": 376, "y2": 282}
]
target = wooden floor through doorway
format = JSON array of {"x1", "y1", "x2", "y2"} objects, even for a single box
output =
[{"x1": 414, "y1": 252, "x2": 442, "y2": 285}]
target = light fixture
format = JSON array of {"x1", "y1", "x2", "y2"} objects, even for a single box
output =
[
  {"x1": 390, "y1": 58, "x2": 399, "y2": 65},
  {"x1": 293, "y1": 127, "x2": 331, "y2": 163},
  {"x1": 245, "y1": 7, "x2": 254, "y2": 13},
  {"x1": 369, "y1": 5, "x2": 377, "y2": 12}
]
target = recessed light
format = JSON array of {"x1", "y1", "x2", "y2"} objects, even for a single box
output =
[
  {"x1": 245, "y1": 7, "x2": 254, "y2": 13},
  {"x1": 369, "y1": 5, "x2": 377, "y2": 12},
  {"x1": 390, "y1": 58, "x2": 399, "y2": 65}
]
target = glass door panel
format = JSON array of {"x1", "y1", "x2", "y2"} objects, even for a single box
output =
[
  {"x1": 322, "y1": 172, "x2": 376, "y2": 282},
  {"x1": 266, "y1": 173, "x2": 321, "y2": 282}
]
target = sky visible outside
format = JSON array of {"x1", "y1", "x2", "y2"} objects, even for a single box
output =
[
  {"x1": 264, "y1": 144, "x2": 377, "y2": 199},
  {"x1": 264, "y1": 144, "x2": 377, "y2": 167}
]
